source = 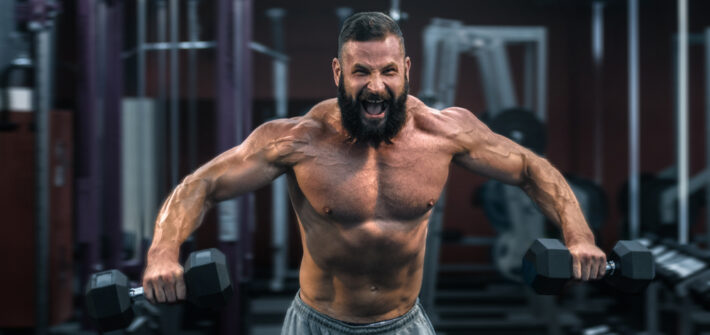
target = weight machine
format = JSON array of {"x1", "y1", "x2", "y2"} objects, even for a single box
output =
[{"x1": 415, "y1": 18, "x2": 585, "y2": 335}]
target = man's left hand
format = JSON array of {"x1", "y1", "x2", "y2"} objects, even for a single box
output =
[{"x1": 567, "y1": 242, "x2": 606, "y2": 281}]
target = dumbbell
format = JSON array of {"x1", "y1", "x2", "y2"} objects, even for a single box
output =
[
  {"x1": 521, "y1": 238, "x2": 655, "y2": 295},
  {"x1": 85, "y1": 248, "x2": 233, "y2": 332}
]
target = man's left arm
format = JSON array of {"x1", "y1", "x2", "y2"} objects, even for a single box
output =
[{"x1": 445, "y1": 107, "x2": 606, "y2": 281}]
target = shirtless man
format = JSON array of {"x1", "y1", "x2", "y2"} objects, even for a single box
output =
[{"x1": 142, "y1": 12, "x2": 607, "y2": 334}]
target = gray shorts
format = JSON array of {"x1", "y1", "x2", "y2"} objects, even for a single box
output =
[{"x1": 280, "y1": 291, "x2": 436, "y2": 335}]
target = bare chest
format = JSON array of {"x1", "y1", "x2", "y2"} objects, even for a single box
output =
[{"x1": 291, "y1": 140, "x2": 453, "y2": 222}]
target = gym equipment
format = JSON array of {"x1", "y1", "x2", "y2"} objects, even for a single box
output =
[
  {"x1": 688, "y1": 271, "x2": 710, "y2": 309},
  {"x1": 488, "y1": 183, "x2": 545, "y2": 282},
  {"x1": 487, "y1": 107, "x2": 546, "y2": 155},
  {"x1": 85, "y1": 248, "x2": 233, "y2": 332},
  {"x1": 522, "y1": 238, "x2": 655, "y2": 294},
  {"x1": 637, "y1": 237, "x2": 710, "y2": 335},
  {"x1": 478, "y1": 175, "x2": 607, "y2": 281},
  {"x1": 618, "y1": 174, "x2": 705, "y2": 238},
  {"x1": 419, "y1": 18, "x2": 547, "y2": 120},
  {"x1": 418, "y1": 19, "x2": 548, "y2": 318}
]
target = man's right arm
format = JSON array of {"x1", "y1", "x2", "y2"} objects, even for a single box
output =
[{"x1": 143, "y1": 117, "x2": 310, "y2": 303}]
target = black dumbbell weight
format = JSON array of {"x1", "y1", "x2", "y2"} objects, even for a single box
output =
[
  {"x1": 522, "y1": 238, "x2": 655, "y2": 295},
  {"x1": 85, "y1": 248, "x2": 233, "y2": 332}
]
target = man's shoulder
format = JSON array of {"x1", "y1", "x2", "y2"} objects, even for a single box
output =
[
  {"x1": 410, "y1": 99, "x2": 480, "y2": 136},
  {"x1": 254, "y1": 98, "x2": 338, "y2": 143}
]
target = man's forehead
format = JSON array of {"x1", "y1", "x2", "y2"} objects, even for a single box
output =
[{"x1": 341, "y1": 35, "x2": 404, "y2": 67}]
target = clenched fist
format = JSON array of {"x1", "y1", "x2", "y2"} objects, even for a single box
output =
[
  {"x1": 142, "y1": 254, "x2": 186, "y2": 304},
  {"x1": 567, "y1": 242, "x2": 607, "y2": 281}
]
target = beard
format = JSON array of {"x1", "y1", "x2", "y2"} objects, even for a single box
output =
[{"x1": 337, "y1": 73, "x2": 409, "y2": 147}]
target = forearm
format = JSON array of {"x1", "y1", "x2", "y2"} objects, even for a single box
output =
[
  {"x1": 519, "y1": 156, "x2": 594, "y2": 246},
  {"x1": 148, "y1": 175, "x2": 214, "y2": 262}
]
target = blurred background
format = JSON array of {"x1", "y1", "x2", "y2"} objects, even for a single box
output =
[{"x1": 2, "y1": 0, "x2": 710, "y2": 334}]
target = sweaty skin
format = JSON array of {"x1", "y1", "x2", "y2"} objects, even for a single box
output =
[{"x1": 143, "y1": 35, "x2": 606, "y2": 323}]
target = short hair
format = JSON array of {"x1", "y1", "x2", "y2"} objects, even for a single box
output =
[{"x1": 337, "y1": 12, "x2": 405, "y2": 60}]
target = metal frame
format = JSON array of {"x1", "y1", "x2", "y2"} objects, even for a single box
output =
[
  {"x1": 677, "y1": 0, "x2": 689, "y2": 244},
  {"x1": 706, "y1": 28, "x2": 710, "y2": 248},
  {"x1": 170, "y1": 0, "x2": 179, "y2": 188},
  {"x1": 418, "y1": 18, "x2": 548, "y2": 320},
  {"x1": 419, "y1": 18, "x2": 548, "y2": 121},
  {"x1": 31, "y1": 12, "x2": 54, "y2": 335},
  {"x1": 592, "y1": 1, "x2": 605, "y2": 184},
  {"x1": 75, "y1": 0, "x2": 102, "y2": 329},
  {"x1": 264, "y1": 8, "x2": 292, "y2": 292},
  {"x1": 659, "y1": 30, "x2": 710, "y2": 247},
  {"x1": 12, "y1": 5, "x2": 61, "y2": 332},
  {"x1": 628, "y1": 0, "x2": 640, "y2": 240}
]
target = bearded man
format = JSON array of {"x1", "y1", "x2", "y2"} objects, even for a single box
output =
[{"x1": 142, "y1": 12, "x2": 606, "y2": 335}]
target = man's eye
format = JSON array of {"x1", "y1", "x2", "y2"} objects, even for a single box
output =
[{"x1": 383, "y1": 68, "x2": 396, "y2": 74}]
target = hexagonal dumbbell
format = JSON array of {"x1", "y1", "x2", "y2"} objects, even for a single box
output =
[
  {"x1": 521, "y1": 238, "x2": 655, "y2": 295},
  {"x1": 85, "y1": 248, "x2": 233, "y2": 332}
]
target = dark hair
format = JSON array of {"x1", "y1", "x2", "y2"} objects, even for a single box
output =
[{"x1": 337, "y1": 12, "x2": 405, "y2": 60}]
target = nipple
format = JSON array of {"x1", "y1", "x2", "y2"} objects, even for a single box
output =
[
  {"x1": 427, "y1": 199, "x2": 435, "y2": 208},
  {"x1": 323, "y1": 207, "x2": 333, "y2": 215}
]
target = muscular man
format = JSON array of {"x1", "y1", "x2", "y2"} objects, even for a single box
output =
[{"x1": 143, "y1": 12, "x2": 606, "y2": 334}]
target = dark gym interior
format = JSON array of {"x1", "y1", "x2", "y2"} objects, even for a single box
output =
[{"x1": 2, "y1": 0, "x2": 710, "y2": 334}]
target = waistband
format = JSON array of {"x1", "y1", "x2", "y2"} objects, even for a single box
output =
[{"x1": 292, "y1": 291, "x2": 422, "y2": 334}]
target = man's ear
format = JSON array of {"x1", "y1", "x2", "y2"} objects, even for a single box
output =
[
  {"x1": 404, "y1": 56, "x2": 411, "y2": 80},
  {"x1": 332, "y1": 58, "x2": 341, "y2": 87}
]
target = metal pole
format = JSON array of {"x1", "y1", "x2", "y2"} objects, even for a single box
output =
[
  {"x1": 265, "y1": 7, "x2": 289, "y2": 291},
  {"x1": 705, "y1": 28, "x2": 710, "y2": 248},
  {"x1": 187, "y1": 0, "x2": 199, "y2": 170},
  {"x1": 390, "y1": 0, "x2": 402, "y2": 22},
  {"x1": 137, "y1": 0, "x2": 146, "y2": 260},
  {"x1": 474, "y1": 49, "x2": 502, "y2": 115},
  {"x1": 156, "y1": 0, "x2": 167, "y2": 195},
  {"x1": 419, "y1": 25, "x2": 442, "y2": 104},
  {"x1": 537, "y1": 29, "x2": 547, "y2": 122},
  {"x1": 75, "y1": 0, "x2": 102, "y2": 328},
  {"x1": 628, "y1": 0, "x2": 640, "y2": 240},
  {"x1": 677, "y1": 0, "x2": 689, "y2": 244},
  {"x1": 235, "y1": 0, "x2": 255, "y2": 283},
  {"x1": 592, "y1": 1, "x2": 605, "y2": 184},
  {"x1": 489, "y1": 42, "x2": 518, "y2": 109},
  {"x1": 645, "y1": 281, "x2": 660, "y2": 333},
  {"x1": 33, "y1": 23, "x2": 52, "y2": 335},
  {"x1": 103, "y1": 0, "x2": 125, "y2": 272},
  {"x1": 335, "y1": 7, "x2": 353, "y2": 30},
  {"x1": 522, "y1": 43, "x2": 535, "y2": 111},
  {"x1": 216, "y1": 0, "x2": 240, "y2": 332},
  {"x1": 137, "y1": 1, "x2": 145, "y2": 101},
  {"x1": 170, "y1": 0, "x2": 179, "y2": 187}
]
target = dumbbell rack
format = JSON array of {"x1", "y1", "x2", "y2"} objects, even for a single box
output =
[{"x1": 639, "y1": 237, "x2": 710, "y2": 335}]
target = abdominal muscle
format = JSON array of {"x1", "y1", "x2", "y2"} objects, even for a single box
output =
[{"x1": 296, "y1": 218, "x2": 429, "y2": 324}]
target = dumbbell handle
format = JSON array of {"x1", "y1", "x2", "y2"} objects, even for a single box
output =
[
  {"x1": 572, "y1": 260, "x2": 616, "y2": 276},
  {"x1": 129, "y1": 287, "x2": 144, "y2": 299}
]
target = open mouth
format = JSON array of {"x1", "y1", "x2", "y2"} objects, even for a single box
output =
[{"x1": 361, "y1": 99, "x2": 388, "y2": 119}]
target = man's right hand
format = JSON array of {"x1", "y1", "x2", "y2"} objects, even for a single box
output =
[{"x1": 142, "y1": 255, "x2": 186, "y2": 304}]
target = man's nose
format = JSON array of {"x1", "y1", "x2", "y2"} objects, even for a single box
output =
[{"x1": 366, "y1": 75, "x2": 386, "y2": 94}]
